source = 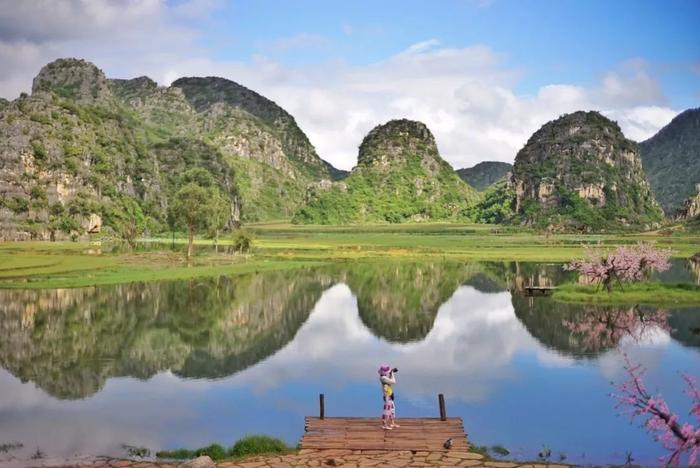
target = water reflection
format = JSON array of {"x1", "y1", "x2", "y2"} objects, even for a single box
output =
[
  {"x1": 0, "y1": 268, "x2": 331, "y2": 399},
  {"x1": 1, "y1": 262, "x2": 698, "y2": 400},
  {"x1": 0, "y1": 261, "x2": 699, "y2": 464},
  {"x1": 340, "y1": 262, "x2": 482, "y2": 342}
]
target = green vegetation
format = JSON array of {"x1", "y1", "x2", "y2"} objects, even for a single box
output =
[
  {"x1": 156, "y1": 435, "x2": 289, "y2": 461},
  {"x1": 230, "y1": 228, "x2": 253, "y2": 253},
  {"x1": 1, "y1": 225, "x2": 698, "y2": 289},
  {"x1": 511, "y1": 111, "x2": 664, "y2": 230},
  {"x1": 229, "y1": 435, "x2": 289, "y2": 457},
  {"x1": 640, "y1": 108, "x2": 700, "y2": 215},
  {"x1": 469, "y1": 179, "x2": 515, "y2": 224},
  {"x1": 293, "y1": 120, "x2": 479, "y2": 224},
  {"x1": 168, "y1": 168, "x2": 229, "y2": 259},
  {"x1": 553, "y1": 282, "x2": 700, "y2": 306},
  {"x1": 456, "y1": 161, "x2": 512, "y2": 191}
]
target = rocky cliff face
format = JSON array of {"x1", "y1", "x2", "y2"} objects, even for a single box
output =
[
  {"x1": 511, "y1": 111, "x2": 663, "y2": 230},
  {"x1": 679, "y1": 184, "x2": 700, "y2": 220},
  {"x1": 456, "y1": 161, "x2": 512, "y2": 191},
  {"x1": 171, "y1": 77, "x2": 347, "y2": 181},
  {"x1": 293, "y1": 119, "x2": 479, "y2": 224},
  {"x1": 0, "y1": 58, "x2": 342, "y2": 239},
  {"x1": 640, "y1": 108, "x2": 700, "y2": 216}
]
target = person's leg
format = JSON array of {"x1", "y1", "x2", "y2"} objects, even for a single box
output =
[
  {"x1": 390, "y1": 400, "x2": 399, "y2": 427},
  {"x1": 382, "y1": 400, "x2": 393, "y2": 429}
]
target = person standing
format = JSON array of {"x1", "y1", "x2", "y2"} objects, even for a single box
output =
[{"x1": 379, "y1": 364, "x2": 400, "y2": 430}]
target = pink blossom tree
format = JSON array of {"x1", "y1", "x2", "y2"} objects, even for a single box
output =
[
  {"x1": 565, "y1": 243, "x2": 672, "y2": 292},
  {"x1": 612, "y1": 355, "x2": 700, "y2": 466}
]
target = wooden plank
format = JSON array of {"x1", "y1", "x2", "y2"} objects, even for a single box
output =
[{"x1": 301, "y1": 416, "x2": 469, "y2": 452}]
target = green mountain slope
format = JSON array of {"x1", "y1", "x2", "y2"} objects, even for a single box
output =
[
  {"x1": 639, "y1": 108, "x2": 700, "y2": 216},
  {"x1": 456, "y1": 161, "x2": 512, "y2": 191},
  {"x1": 293, "y1": 119, "x2": 479, "y2": 224},
  {"x1": 0, "y1": 58, "x2": 342, "y2": 239}
]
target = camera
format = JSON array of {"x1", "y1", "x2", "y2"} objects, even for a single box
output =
[{"x1": 392, "y1": 368, "x2": 398, "y2": 373}]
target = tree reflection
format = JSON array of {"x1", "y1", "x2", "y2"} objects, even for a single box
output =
[{"x1": 562, "y1": 306, "x2": 670, "y2": 353}]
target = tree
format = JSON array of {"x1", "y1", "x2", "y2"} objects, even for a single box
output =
[
  {"x1": 209, "y1": 191, "x2": 231, "y2": 252},
  {"x1": 115, "y1": 199, "x2": 146, "y2": 250},
  {"x1": 230, "y1": 228, "x2": 252, "y2": 254},
  {"x1": 168, "y1": 169, "x2": 220, "y2": 260},
  {"x1": 565, "y1": 243, "x2": 672, "y2": 292},
  {"x1": 612, "y1": 354, "x2": 699, "y2": 466}
]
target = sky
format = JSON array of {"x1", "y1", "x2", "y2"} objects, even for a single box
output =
[{"x1": 0, "y1": 0, "x2": 698, "y2": 171}]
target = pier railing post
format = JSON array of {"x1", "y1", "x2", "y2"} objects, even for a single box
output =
[
  {"x1": 438, "y1": 393, "x2": 446, "y2": 421},
  {"x1": 319, "y1": 393, "x2": 325, "y2": 420}
]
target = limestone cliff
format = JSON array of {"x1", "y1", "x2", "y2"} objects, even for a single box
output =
[
  {"x1": 511, "y1": 111, "x2": 663, "y2": 230},
  {"x1": 0, "y1": 58, "x2": 342, "y2": 239}
]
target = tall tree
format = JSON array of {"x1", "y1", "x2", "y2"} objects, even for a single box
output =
[{"x1": 168, "y1": 169, "x2": 220, "y2": 260}]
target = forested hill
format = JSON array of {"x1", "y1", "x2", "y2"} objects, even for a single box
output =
[
  {"x1": 640, "y1": 108, "x2": 700, "y2": 216},
  {"x1": 293, "y1": 119, "x2": 480, "y2": 224},
  {"x1": 456, "y1": 161, "x2": 512, "y2": 191},
  {"x1": 0, "y1": 58, "x2": 343, "y2": 240}
]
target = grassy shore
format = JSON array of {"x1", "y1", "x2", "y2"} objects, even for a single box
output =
[
  {"x1": 552, "y1": 282, "x2": 700, "y2": 306},
  {"x1": 1, "y1": 223, "x2": 698, "y2": 289}
]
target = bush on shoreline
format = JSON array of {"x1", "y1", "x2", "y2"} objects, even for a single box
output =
[{"x1": 155, "y1": 435, "x2": 289, "y2": 461}]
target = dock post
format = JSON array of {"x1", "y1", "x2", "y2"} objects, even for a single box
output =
[
  {"x1": 438, "y1": 393, "x2": 446, "y2": 421},
  {"x1": 319, "y1": 393, "x2": 325, "y2": 420}
]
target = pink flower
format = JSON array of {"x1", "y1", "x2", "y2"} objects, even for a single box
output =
[{"x1": 612, "y1": 354, "x2": 699, "y2": 466}]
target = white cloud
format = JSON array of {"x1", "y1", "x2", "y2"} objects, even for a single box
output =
[{"x1": 0, "y1": 1, "x2": 681, "y2": 171}]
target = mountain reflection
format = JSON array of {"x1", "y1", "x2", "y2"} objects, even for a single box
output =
[
  {"x1": 0, "y1": 261, "x2": 698, "y2": 400},
  {"x1": 0, "y1": 268, "x2": 331, "y2": 399},
  {"x1": 512, "y1": 291, "x2": 700, "y2": 357},
  {"x1": 339, "y1": 262, "x2": 482, "y2": 342}
]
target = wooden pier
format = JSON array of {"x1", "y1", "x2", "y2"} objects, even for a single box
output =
[
  {"x1": 522, "y1": 285, "x2": 557, "y2": 296},
  {"x1": 300, "y1": 393, "x2": 469, "y2": 452}
]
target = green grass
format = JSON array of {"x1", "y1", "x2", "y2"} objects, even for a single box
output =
[
  {"x1": 1, "y1": 223, "x2": 698, "y2": 289},
  {"x1": 155, "y1": 435, "x2": 289, "y2": 461},
  {"x1": 553, "y1": 282, "x2": 700, "y2": 306}
]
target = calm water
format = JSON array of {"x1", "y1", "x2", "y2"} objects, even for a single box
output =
[{"x1": 0, "y1": 261, "x2": 699, "y2": 465}]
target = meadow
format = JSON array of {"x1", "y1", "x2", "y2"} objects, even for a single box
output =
[{"x1": 1, "y1": 223, "x2": 698, "y2": 289}]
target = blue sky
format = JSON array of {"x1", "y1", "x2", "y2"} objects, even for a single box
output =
[
  {"x1": 0, "y1": 0, "x2": 698, "y2": 169},
  {"x1": 199, "y1": 0, "x2": 699, "y2": 105}
]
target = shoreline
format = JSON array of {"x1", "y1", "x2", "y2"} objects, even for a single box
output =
[
  {"x1": 1, "y1": 226, "x2": 698, "y2": 289},
  {"x1": 15, "y1": 449, "x2": 575, "y2": 468}
]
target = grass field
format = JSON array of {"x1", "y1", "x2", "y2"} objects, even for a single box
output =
[
  {"x1": 1, "y1": 223, "x2": 698, "y2": 289},
  {"x1": 553, "y1": 282, "x2": 700, "y2": 306}
]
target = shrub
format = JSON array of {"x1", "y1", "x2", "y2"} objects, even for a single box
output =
[
  {"x1": 31, "y1": 140, "x2": 48, "y2": 160},
  {"x1": 29, "y1": 112, "x2": 51, "y2": 125},
  {"x1": 228, "y1": 435, "x2": 288, "y2": 457},
  {"x1": 155, "y1": 448, "x2": 195, "y2": 459},
  {"x1": 195, "y1": 443, "x2": 227, "y2": 460},
  {"x1": 7, "y1": 197, "x2": 29, "y2": 214},
  {"x1": 230, "y1": 228, "x2": 253, "y2": 253}
]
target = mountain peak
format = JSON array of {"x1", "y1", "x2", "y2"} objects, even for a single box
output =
[
  {"x1": 357, "y1": 119, "x2": 439, "y2": 169},
  {"x1": 511, "y1": 110, "x2": 663, "y2": 229},
  {"x1": 32, "y1": 58, "x2": 111, "y2": 103},
  {"x1": 457, "y1": 161, "x2": 513, "y2": 191}
]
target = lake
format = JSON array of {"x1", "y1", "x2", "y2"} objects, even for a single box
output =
[{"x1": 0, "y1": 260, "x2": 699, "y2": 465}]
